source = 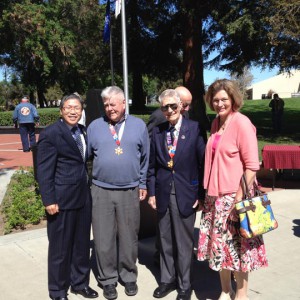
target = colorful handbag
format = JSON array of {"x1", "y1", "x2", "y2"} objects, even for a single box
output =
[{"x1": 235, "y1": 176, "x2": 278, "y2": 238}]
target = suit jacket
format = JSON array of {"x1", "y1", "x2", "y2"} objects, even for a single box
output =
[
  {"x1": 147, "y1": 118, "x2": 205, "y2": 217},
  {"x1": 37, "y1": 119, "x2": 90, "y2": 210}
]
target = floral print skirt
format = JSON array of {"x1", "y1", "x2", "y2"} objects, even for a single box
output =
[{"x1": 197, "y1": 193, "x2": 268, "y2": 272}]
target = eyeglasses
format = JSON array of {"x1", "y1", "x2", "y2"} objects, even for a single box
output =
[
  {"x1": 62, "y1": 106, "x2": 82, "y2": 113},
  {"x1": 161, "y1": 103, "x2": 178, "y2": 112}
]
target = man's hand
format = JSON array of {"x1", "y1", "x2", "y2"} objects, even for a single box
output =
[
  {"x1": 45, "y1": 204, "x2": 59, "y2": 215},
  {"x1": 193, "y1": 199, "x2": 203, "y2": 211},
  {"x1": 148, "y1": 196, "x2": 157, "y2": 210},
  {"x1": 139, "y1": 189, "x2": 147, "y2": 201}
]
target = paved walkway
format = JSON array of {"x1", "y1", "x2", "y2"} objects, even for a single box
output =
[
  {"x1": 0, "y1": 131, "x2": 300, "y2": 299},
  {"x1": 0, "y1": 189, "x2": 299, "y2": 300}
]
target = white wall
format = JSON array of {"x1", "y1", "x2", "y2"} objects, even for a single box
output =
[{"x1": 248, "y1": 70, "x2": 300, "y2": 100}]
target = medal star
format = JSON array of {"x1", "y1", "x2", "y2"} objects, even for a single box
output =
[
  {"x1": 115, "y1": 147, "x2": 123, "y2": 155},
  {"x1": 167, "y1": 160, "x2": 173, "y2": 168}
]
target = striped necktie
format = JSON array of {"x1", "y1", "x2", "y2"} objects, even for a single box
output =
[{"x1": 71, "y1": 126, "x2": 84, "y2": 160}]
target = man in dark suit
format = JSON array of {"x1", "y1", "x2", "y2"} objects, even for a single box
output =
[
  {"x1": 147, "y1": 89, "x2": 205, "y2": 300},
  {"x1": 37, "y1": 94, "x2": 98, "y2": 300}
]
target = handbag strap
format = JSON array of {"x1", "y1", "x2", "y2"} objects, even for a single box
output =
[
  {"x1": 238, "y1": 175, "x2": 271, "y2": 212},
  {"x1": 241, "y1": 175, "x2": 262, "y2": 198}
]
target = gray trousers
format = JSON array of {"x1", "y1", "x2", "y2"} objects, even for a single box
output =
[
  {"x1": 158, "y1": 193, "x2": 195, "y2": 290},
  {"x1": 91, "y1": 184, "x2": 140, "y2": 286}
]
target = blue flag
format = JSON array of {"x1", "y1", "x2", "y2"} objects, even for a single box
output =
[{"x1": 103, "y1": 0, "x2": 110, "y2": 43}]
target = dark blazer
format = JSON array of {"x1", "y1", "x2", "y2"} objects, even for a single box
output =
[
  {"x1": 37, "y1": 119, "x2": 89, "y2": 210},
  {"x1": 147, "y1": 117, "x2": 205, "y2": 217}
]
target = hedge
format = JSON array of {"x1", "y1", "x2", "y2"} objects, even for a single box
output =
[{"x1": 0, "y1": 109, "x2": 151, "y2": 126}]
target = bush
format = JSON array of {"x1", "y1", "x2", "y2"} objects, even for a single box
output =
[
  {"x1": 1, "y1": 168, "x2": 45, "y2": 234},
  {"x1": 38, "y1": 109, "x2": 60, "y2": 126},
  {"x1": 0, "y1": 108, "x2": 149, "y2": 126},
  {"x1": 0, "y1": 111, "x2": 13, "y2": 126}
]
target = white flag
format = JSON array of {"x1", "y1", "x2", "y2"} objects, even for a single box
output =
[{"x1": 115, "y1": 0, "x2": 121, "y2": 18}]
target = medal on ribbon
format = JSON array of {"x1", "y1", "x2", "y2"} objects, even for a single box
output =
[
  {"x1": 109, "y1": 123, "x2": 124, "y2": 155},
  {"x1": 167, "y1": 127, "x2": 178, "y2": 169}
]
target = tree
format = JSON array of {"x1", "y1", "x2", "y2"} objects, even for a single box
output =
[
  {"x1": 230, "y1": 67, "x2": 254, "y2": 100},
  {"x1": 0, "y1": 0, "x2": 105, "y2": 107},
  {"x1": 1, "y1": 0, "x2": 299, "y2": 117}
]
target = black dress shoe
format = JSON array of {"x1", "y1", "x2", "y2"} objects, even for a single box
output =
[
  {"x1": 103, "y1": 284, "x2": 118, "y2": 300},
  {"x1": 71, "y1": 286, "x2": 98, "y2": 298},
  {"x1": 176, "y1": 288, "x2": 192, "y2": 300},
  {"x1": 153, "y1": 282, "x2": 177, "y2": 298},
  {"x1": 125, "y1": 282, "x2": 138, "y2": 296},
  {"x1": 51, "y1": 297, "x2": 68, "y2": 300}
]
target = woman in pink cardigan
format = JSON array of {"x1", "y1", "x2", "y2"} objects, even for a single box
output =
[{"x1": 197, "y1": 79, "x2": 268, "y2": 300}]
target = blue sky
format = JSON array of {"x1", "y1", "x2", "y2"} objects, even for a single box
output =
[{"x1": 204, "y1": 66, "x2": 279, "y2": 86}]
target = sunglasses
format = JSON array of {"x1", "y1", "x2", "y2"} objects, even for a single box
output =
[{"x1": 161, "y1": 103, "x2": 178, "y2": 112}]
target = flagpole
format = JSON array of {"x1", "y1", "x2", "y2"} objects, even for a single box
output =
[
  {"x1": 109, "y1": 24, "x2": 114, "y2": 85},
  {"x1": 121, "y1": 0, "x2": 129, "y2": 114}
]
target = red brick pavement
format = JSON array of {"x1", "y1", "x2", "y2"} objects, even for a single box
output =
[{"x1": 0, "y1": 134, "x2": 38, "y2": 170}]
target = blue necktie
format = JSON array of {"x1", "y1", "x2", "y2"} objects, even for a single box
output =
[
  {"x1": 72, "y1": 127, "x2": 84, "y2": 160},
  {"x1": 169, "y1": 126, "x2": 175, "y2": 144}
]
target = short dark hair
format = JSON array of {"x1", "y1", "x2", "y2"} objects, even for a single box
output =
[{"x1": 60, "y1": 94, "x2": 84, "y2": 110}]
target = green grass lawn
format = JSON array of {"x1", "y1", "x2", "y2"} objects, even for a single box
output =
[{"x1": 206, "y1": 97, "x2": 300, "y2": 160}]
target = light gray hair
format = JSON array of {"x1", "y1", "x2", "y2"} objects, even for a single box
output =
[
  {"x1": 101, "y1": 86, "x2": 125, "y2": 102},
  {"x1": 158, "y1": 89, "x2": 181, "y2": 105}
]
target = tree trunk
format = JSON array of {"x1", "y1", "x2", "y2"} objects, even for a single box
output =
[
  {"x1": 182, "y1": 2, "x2": 210, "y2": 135},
  {"x1": 37, "y1": 84, "x2": 46, "y2": 108}
]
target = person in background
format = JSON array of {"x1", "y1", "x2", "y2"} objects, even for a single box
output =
[
  {"x1": 147, "y1": 89, "x2": 205, "y2": 300},
  {"x1": 197, "y1": 79, "x2": 268, "y2": 300},
  {"x1": 87, "y1": 86, "x2": 149, "y2": 300},
  {"x1": 269, "y1": 93, "x2": 284, "y2": 133},
  {"x1": 13, "y1": 96, "x2": 39, "y2": 152},
  {"x1": 37, "y1": 94, "x2": 98, "y2": 300},
  {"x1": 74, "y1": 92, "x2": 86, "y2": 127}
]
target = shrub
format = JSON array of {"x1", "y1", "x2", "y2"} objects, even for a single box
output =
[
  {"x1": 1, "y1": 168, "x2": 45, "y2": 234},
  {"x1": 0, "y1": 111, "x2": 13, "y2": 126},
  {"x1": 0, "y1": 109, "x2": 150, "y2": 126}
]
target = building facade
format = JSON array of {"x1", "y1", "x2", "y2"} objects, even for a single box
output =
[{"x1": 247, "y1": 69, "x2": 300, "y2": 100}]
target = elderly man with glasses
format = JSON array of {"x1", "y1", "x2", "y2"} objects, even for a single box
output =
[
  {"x1": 147, "y1": 86, "x2": 192, "y2": 139},
  {"x1": 147, "y1": 89, "x2": 206, "y2": 300}
]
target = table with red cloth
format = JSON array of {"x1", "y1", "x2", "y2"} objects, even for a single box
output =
[{"x1": 262, "y1": 145, "x2": 300, "y2": 189}]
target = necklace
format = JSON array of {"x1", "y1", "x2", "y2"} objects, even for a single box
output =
[{"x1": 218, "y1": 118, "x2": 227, "y2": 131}]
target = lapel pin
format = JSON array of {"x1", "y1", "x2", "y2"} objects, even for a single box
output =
[{"x1": 181, "y1": 135, "x2": 185, "y2": 139}]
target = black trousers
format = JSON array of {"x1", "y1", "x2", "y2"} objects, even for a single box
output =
[{"x1": 47, "y1": 197, "x2": 92, "y2": 298}]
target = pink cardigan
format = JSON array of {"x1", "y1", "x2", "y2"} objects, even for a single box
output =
[{"x1": 204, "y1": 112, "x2": 259, "y2": 197}]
